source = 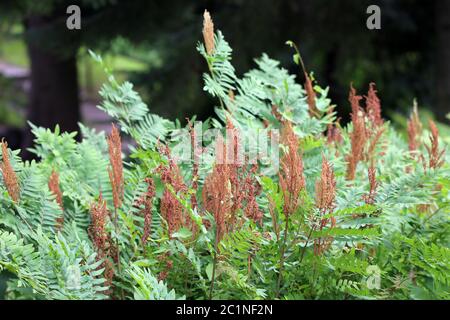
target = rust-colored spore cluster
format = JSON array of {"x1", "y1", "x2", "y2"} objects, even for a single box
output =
[
  {"x1": 424, "y1": 120, "x2": 445, "y2": 170},
  {"x1": 314, "y1": 156, "x2": 337, "y2": 256},
  {"x1": 157, "y1": 144, "x2": 188, "y2": 237},
  {"x1": 203, "y1": 119, "x2": 264, "y2": 242},
  {"x1": 48, "y1": 170, "x2": 63, "y2": 208},
  {"x1": 279, "y1": 121, "x2": 305, "y2": 217},
  {"x1": 225, "y1": 118, "x2": 244, "y2": 217},
  {"x1": 89, "y1": 194, "x2": 115, "y2": 291},
  {"x1": 0, "y1": 140, "x2": 20, "y2": 203},
  {"x1": 243, "y1": 164, "x2": 263, "y2": 224},
  {"x1": 136, "y1": 177, "x2": 155, "y2": 247},
  {"x1": 107, "y1": 124, "x2": 124, "y2": 210},
  {"x1": 346, "y1": 86, "x2": 367, "y2": 180},
  {"x1": 366, "y1": 83, "x2": 383, "y2": 127},
  {"x1": 346, "y1": 84, "x2": 385, "y2": 180},
  {"x1": 362, "y1": 166, "x2": 378, "y2": 205},
  {"x1": 315, "y1": 156, "x2": 337, "y2": 213},
  {"x1": 305, "y1": 72, "x2": 319, "y2": 118},
  {"x1": 367, "y1": 126, "x2": 385, "y2": 164},
  {"x1": 407, "y1": 103, "x2": 423, "y2": 154},
  {"x1": 202, "y1": 10, "x2": 215, "y2": 55},
  {"x1": 202, "y1": 137, "x2": 233, "y2": 243},
  {"x1": 48, "y1": 170, "x2": 64, "y2": 230}
]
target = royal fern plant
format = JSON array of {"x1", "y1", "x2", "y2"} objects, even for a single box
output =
[{"x1": 0, "y1": 11, "x2": 449, "y2": 300}]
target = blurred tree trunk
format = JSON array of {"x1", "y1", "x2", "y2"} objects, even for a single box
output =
[
  {"x1": 436, "y1": 0, "x2": 450, "y2": 124},
  {"x1": 21, "y1": 16, "x2": 80, "y2": 160}
]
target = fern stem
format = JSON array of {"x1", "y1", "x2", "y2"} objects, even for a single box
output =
[
  {"x1": 299, "y1": 224, "x2": 316, "y2": 265},
  {"x1": 287, "y1": 41, "x2": 308, "y2": 77},
  {"x1": 113, "y1": 207, "x2": 125, "y2": 299},
  {"x1": 209, "y1": 228, "x2": 219, "y2": 300},
  {"x1": 275, "y1": 217, "x2": 289, "y2": 298},
  {"x1": 113, "y1": 208, "x2": 121, "y2": 273}
]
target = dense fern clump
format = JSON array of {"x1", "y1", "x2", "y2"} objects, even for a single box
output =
[{"x1": 0, "y1": 11, "x2": 449, "y2": 300}]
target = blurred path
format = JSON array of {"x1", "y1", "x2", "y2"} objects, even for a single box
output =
[
  {"x1": 0, "y1": 61, "x2": 29, "y2": 79},
  {"x1": 0, "y1": 60, "x2": 133, "y2": 151}
]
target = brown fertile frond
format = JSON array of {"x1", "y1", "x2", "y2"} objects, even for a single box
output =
[
  {"x1": 349, "y1": 84, "x2": 364, "y2": 123},
  {"x1": 424, "y1": 120, "x2": 445, "y2": 170},
  {"x1": 0, "y1": 140, "x2": 20, "y2": 203},
  {"x1": 160, "y1": 188, "x2": 183, "y2": 237},
  {"x1": 314, "y1": 156, "x2": 337, "y2": 256},
  {"x1": 89, "y1": 194, "x2": 110, "y2": 253},
  {"x1": 157, "y1": 144, "x2": 188, "y2": 237},
  {"x1": 202, "y1": 136, "x2": 233, "y2": 242},
  {"x1": 243, "y1": 164, "x2": 263, "y2": 224},
  {"x1": 89, "y1": 193, "x2": 115, "y2": 291},
  {"x1": 107, "y1": 124, "x2": 124, "y2": 210},
  {"x1": 366, "y1": 83, "x2": 383, "y2": 127},
  {"x1": 225, "y1": 116, "x2": 242, "y2": 167},
  {"x1": 346, "y1": 114, "x2": 366, "y2": 180},
  {"x1": 315, "y1": 156, "x2": 336, "y2": 214},
  {"x1": 305, "y1": 72, "x2": 320, "y2": 118},
  {"x1": 202, "y1": 10, "x2": 215, "y2": 55},
  {"x1": 48, "y1": 170, "x2": 64, "y2": 230},
  {"x1": 362, "y1": 166, "x2": 378, "y2": 205},
  {"x1": 204, "y1": 121, "x2": 262, "y2": 238},
  {"x1": 279, "y1": 121, "x2": 305, "y2": 217},
  {"x1": 225, "y1": 117, "x2": 246, "y2": 219},
  {"x1": 407, "y1": 102, "x2": 423, "y2": 153},
  {"x1": 367, "y1": 126, "x2": 385, "y2": 165},
  {"x1": 48, "y1": 170, "x2": 63, "y2": 209},
  {"x1": 346, "y1": 86, "x2": 367, "y2": 180},
  {"x1": 136, "y1": 178, "x2": 155, "y2": 247}
]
